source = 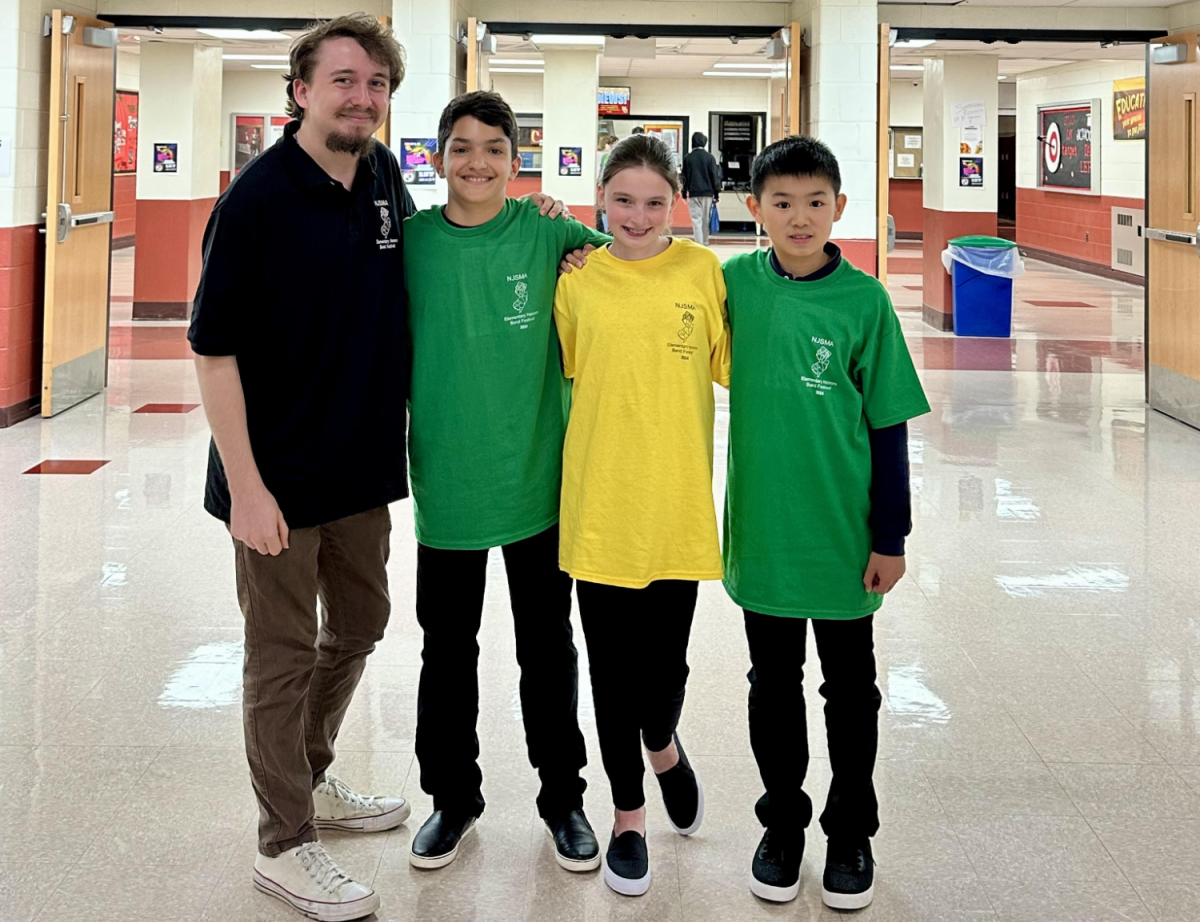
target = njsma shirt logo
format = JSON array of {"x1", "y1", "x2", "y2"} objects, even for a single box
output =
[
  {"x1": 375, "y1": 200, "x2": 397, "y2": 250},
  {"x1": 802, "y1": 336, "x2": 838, "y2": 397}
]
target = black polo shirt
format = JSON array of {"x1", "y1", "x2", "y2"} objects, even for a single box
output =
[{"x1": 188, "y1": 121, "x2": 414, "y2": 529}]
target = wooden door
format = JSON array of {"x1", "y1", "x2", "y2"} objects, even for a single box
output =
[
  {"x1": 1147, "y1": 32, "x2": 1200, "y2": 429},
  {"x1": 876, "y1": 22, "x2": 890, "y2": 282},
  {"x1": 41, "y1": 10, "x2": 115, "y2": 417}
]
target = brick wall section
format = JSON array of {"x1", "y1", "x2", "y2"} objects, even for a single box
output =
[
  {"x1": 113, "y1": 174, "x2": 137, "y2": 247},
  {"x1": 0, "y1": 225, "x2": 44, "y2": 426},
  {"x1": 1017, "y1": 187, "x2": 1144, "y2": 269}
]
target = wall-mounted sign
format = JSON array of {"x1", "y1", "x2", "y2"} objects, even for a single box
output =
[
  {"x1": 959, "y1": 156, "x2": 984, "y2": 187},
  {"x1": 400, "y1": 138, "x2": 438, "y2": 185},
  {"x1": 897, "y1": 153, "x2": 915, "y2": 168},
  {"x1": 960, "y1": 126, "x2": 984, "y2": 155},
  {"x1": 951, "y1": 99, "x2": 986, "y2": 128},
  {"x1": 1113, "y1": 77, "x2": 1146, "y2": 141},
  {"x1": 559, "y1": 146, "x2": 582, "y2": 176},
  {"x1": 153, "y1": 142, "x2": 178, "y2": 173},
  {"x1": 903, "y1": 134, "x2": 922, "y2": 149},
  {"x1": 1039, "y1": 101, "x2": 1098, "y2": 192},
  {"x1": 113, "y1": 91, "x2": 138, "y2": 173},
  {"x1": 598, "y1": 86, "x2": 631, "y2": 116}
]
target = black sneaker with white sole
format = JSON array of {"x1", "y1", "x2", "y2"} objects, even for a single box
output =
[
  {"x1": 603, "y1": 830, "x2": 651, "y2": 897},
  {"x1": 822, "y1": 837, "x2": 875, "y2": 910},
  {"x1": 544, "y1": 809, "x2": 601, "y2": 872},
  {"x1": 750, "y1": 828, "x2": 803, "y2": 903},
  {"x1": 408, "y1": 810, "x2": 477, "y2": 870},
  {"x1": 653, "y1": 733, "x2": 704, "y2": 836}
]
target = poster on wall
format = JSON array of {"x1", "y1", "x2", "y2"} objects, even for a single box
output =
[
  {"x1": 153, "y1": 142, "x2": 178, "y2": 173},
  {"x1": 959, "y1": 156, "x2": 984, "y2": 187},
  {"x1": 960, "y1": 126, "x2": 984, "y2": 155},
  {"x1": 113, "y1": 91, "x2": 138, "y2": 173},
  {"x1": 1039, "y1": 102, "x2": 1096, "y2": 191},
  {"x1": 400, "y1": 138, "x2": 438, "y2": 185},
  {"x1": 598, "y1": 87, "x2": 631, "y2": 116},
  {"x1": 1113, "y1": 77, "x2": 1146, "y2": 140},
  {"x1": 559, "y1": 146, "x2": 582, "y2": 176}
]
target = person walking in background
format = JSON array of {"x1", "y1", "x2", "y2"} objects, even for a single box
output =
[
  {"x1": 682, "y1": 132, "x2": 722, "y2": 244},
  {"x1": 596, "y1": 134, "x2": 618, "y2": 232}
]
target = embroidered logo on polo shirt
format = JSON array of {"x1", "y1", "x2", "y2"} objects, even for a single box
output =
[{"x1": 375, "y1": 200, "x2": 396, "y2": 250}]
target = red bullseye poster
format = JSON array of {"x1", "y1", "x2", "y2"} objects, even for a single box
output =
[{"x1": 1039, "y1": 102, "x2": 1096, "y2": 192}]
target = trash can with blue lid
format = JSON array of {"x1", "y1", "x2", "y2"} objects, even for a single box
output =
[{"x1": 941, "y1": 236, "x2": 1024, "y2": 337}]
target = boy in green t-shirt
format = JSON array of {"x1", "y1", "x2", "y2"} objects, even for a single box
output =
[
  {"x1": 403, "y1": 91, "x2": 610, "y2": 874},
  {"x1": 722, "y1": 137, "x2": 930, "y2": 910}
]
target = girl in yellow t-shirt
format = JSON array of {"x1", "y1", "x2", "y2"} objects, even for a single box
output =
[{"x1": 553, "y1": 134, "x2": 730, "y2": 897}]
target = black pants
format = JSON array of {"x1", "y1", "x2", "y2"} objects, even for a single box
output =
[
  {"x1": 578, "y1": 579, "x2": 698, "y2": 812},
  {"x1": 745, "y1": 610, "x2": 881, "y2": 839},
  {"x1": 414, "y1": 525, "x2": 586, "y2": 820}
]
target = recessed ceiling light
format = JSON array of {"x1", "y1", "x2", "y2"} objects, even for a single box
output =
[
  {"x1": 530, "y1": 34, "x2": 605, "y2": 46},
  {"x1": 223, "y1": 54, "x2": 289, "y2": 61},
  {"x1": 999, "y1": 75, "x2": 1008, "y2": 80},
  {"x1": 893, "y1": 39, "x2": 935, "y2": 49},
  {"x1": 890, "y1": 65, "x2": 924, "y2": 72},
  {"x1": 702, "y1": 71, "x2": 770, "y2": 78},
  {"x1": 198, "y1": 28, "x2": 288, "y2": 40},
  {"x1": 489, "y1": 67, "x2": 546, "y2": 74},
  {"x1": 712, "y1": 62, "x2": 774, "y2": 69},
  {"x1": 488, "y1": 58, "x2": 544, "y2": 65},
  {"x1": 251, "y1": 64, "x2": 290, "y2": 70}
]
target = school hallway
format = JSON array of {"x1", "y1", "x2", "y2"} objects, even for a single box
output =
[{"x1": 1, "y1": 242, "x2": 1198, "y2": 922}]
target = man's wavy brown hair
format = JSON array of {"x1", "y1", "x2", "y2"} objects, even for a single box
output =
[{"x1": 285, "y1": 13, "x2": 405, "y2": 121}]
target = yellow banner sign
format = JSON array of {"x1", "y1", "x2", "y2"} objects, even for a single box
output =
[{"x1": 1114, "y1": 76, "x2": 1146, "y2": 141}]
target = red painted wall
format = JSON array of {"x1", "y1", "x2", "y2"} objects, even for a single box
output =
[
  {"x1": 112, "y1": 174, "x2": 137, "y2": 246},
  {"x1": 922, "y1": 208, "x2": 998, "y2": 327},
  {"x1": 889, "y1": 179, "x2": 923, "y2": 235},
  {"x1": 133, "y1": 198, "x2": 217, "y2": 306},
  {"x1": 1016, "y1": 187, "x2": 1143, "y2": 268},
  {"x1": 0, "y1": 225, "x2": 44, "y2": 424}
]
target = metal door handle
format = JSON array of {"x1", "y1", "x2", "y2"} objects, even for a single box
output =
[
  {"x1": 53, "y1": 205, "x2": 114, "y2": 243},
  {"x1": 71, "y1": 211, "x2": 114, "y2": 227},
  {"x1": 1145, "y1": 225, "x2": 1200, "y2": 259}
]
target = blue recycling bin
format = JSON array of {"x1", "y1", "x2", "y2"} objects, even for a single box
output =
[{"x1": 948, "y1": 236, "x2": 1019, "y2": 338}]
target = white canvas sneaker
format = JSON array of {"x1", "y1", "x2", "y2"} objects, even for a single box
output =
[
  {"x1": 313, "y1": 774, "x2": 411, "y2": 833},
  {"x1": 253, "y1": 842, "x2": 379, "y2": 921}
]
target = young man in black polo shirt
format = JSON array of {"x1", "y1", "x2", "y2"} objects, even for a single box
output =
[{"x1": 189, "y1": 16, "x2": 411, "y2": 922}]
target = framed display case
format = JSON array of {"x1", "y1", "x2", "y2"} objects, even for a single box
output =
[
  {"x1": 232, "y1": 113, "x2": 293, "y2": 177},
  {"x1": 1037, "y1": 99, "x2": 1101, "y2": 195},
  {"x1": 890, "y1": 126, "x2": 923, "y2": 179},
  {"x1": 114, "y1": 91, "x2": 138, "y2": 174},
  {"x1": 517, "y1": 113, "x2": 544, "y2": 175}
]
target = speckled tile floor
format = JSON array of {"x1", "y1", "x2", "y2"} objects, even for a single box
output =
[{"x1": 1, "y1": 243, "x2": 1195, "y2": 922}]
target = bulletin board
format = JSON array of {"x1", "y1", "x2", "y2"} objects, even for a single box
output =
[
  {"x1": 1038, "y1": 100, "x2": 1100, "y2": 194},
  {"x1": 113, "y1": 91, "x2": 138, "y2": 174},
  {"x1": 891, "y1": 126, "x2": 922, "y2": 179}
]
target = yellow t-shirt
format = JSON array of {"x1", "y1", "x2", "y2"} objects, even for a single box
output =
[{"x1": 553, "y1": 238, "x2": 732, "y2": 589}]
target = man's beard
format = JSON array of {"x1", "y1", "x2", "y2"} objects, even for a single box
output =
[{"x1": 326, "y1": 131, "x2": 376, "y2": 157}]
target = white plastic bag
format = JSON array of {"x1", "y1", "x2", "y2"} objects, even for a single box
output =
[{"x1": 941, "y1": 245, "x2": 1025, "y2": 279}]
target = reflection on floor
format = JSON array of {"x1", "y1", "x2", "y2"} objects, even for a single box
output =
[{"x1": 2, "y1": 242, "x2": 1197, "y2": 922}]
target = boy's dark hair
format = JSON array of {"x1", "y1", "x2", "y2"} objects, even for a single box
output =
[
  {"x1": 437, "y1": 91, "x2": 519, "y2": 157},
  {"x1": 750, "y1": 136, "x2": 842, "y2": 199},
  {"x1": 285, "y1": 14, "x2": 406, "y2": 121},
  {"x1": 600, "y1": 134, "x2": 680, "y2": 194}
]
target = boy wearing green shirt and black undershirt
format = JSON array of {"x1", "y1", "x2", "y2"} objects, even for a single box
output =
[
  {"x1": 403, "y1": 91, "x2": 610, "y2": 874},
  {"x1": 723, "y1": 137, "x2": 930, "y2": 910}
]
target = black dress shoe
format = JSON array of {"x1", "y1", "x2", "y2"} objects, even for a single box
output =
[
  {"x1": 545, "y1": 809, "x2": 600, "y2": 872},
  {"x1": 603, "y1": 830, "x2": 651, "y2": 897},
  {"x1": 822, "y1": 837, "x2": 875, "y2": 910},
  {"x1": 654, "y1": 733, "x2": 704, "y2": 835},
  {"x1": 408, "y1": 810, "x2": 477, "y2": 869},
  {"x1": 750, "y1": 828, "x2": 803, "y2": 903}
]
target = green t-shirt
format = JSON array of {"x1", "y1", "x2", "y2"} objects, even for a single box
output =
[
  {"x1": 722, "y1": 249, "x2": 931, "y2": 619},
  {"x1": 404, "y1": 198, "x2": 609, "y2": 549}
]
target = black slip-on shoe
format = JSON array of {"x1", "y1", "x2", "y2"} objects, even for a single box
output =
[
  {"x1": 603, "y1": 830, "x2": 651, "y2": 897},
  {"x1": 653, "y1": 733, "x2": 704, "y2": 835},
  {"x1": 408, "y1": 810, "x2": 477, "y2": 870},
  {"x1": 822, "y1": 837, "x2": 875, "y2": 910},
  {"x1": 544, "y1": 809, "x2": 601, "y2": 872},
  {"x1": 750, "y1": 828, "x2": 804, "y2": 903}
]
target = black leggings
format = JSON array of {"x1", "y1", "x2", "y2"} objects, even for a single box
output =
[{"x1": 577, "y1": 579, "x2": 698, "y2": 812}]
